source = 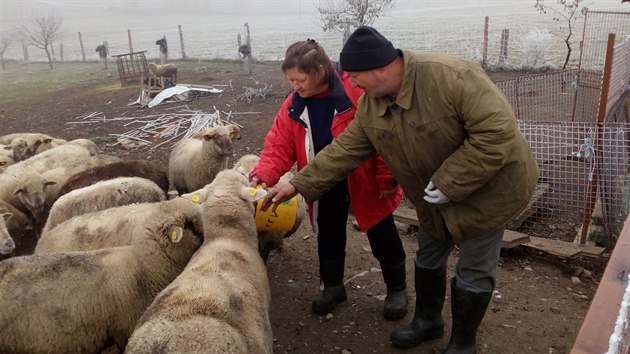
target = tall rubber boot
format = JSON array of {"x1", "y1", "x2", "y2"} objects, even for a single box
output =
[
  {"x1": 381, "y1": 261, "x2": 408, "y2": 320},
  {"x1": 443, "y1": 278, "x2": 493, "y2": 354},
  {"x1": 390, "y1": 266, "x2": 446, "y2": 348},
  {"x1": 312, "y1": 259, "x2": 347, "y2": 314}
]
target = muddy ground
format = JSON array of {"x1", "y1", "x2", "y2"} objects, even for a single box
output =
[{"x1": 0, "y1": 59, "x2": 607, "y2": 353}]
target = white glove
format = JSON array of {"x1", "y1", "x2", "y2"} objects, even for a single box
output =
[{"x1": 423, "y1": 181, "x2": 450, "y2": 204}]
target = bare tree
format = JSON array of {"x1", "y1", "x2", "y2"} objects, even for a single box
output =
[
  {"x1": 21, "y1": 15, "x2": 63, "y2": 69},
  {"x1": 535, "y1": 0, "x2": 590, "y2": 70},
  {"x1": 0, "y1": 31, "x2": 12, "y2": 70},
  {"x1": 315, "y1": 0, "x2": 395, "y2": 44}
]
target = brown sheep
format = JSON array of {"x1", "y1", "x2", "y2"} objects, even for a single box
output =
[{"x1": 57, "y1": 159, "x2": 169, "y2": 198}]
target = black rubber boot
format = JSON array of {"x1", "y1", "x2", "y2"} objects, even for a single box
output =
[
  {"x1": 381, "y1": 261, "x2": 408, "y2": 320},
  {"x1": 443, "y1": 278, "x2": 492, "y2": 354},
  {"x1": 383, "y1": 288, "x2": 408, "y2": 320},
  {"x1": 390, "y1": 266, "x2": 447, "y2": 348},
  {"x1": 312, "y1": 283, "x2": 347, "y2": 314},
  {"x1": 313, "y1": 259, "x2": 347, "y2": 314}
]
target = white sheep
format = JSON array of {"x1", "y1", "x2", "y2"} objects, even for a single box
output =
[
  {"x1": 0, "y1": 144, "x2": 15, "y2": 173},
  {"x1": 42, "y1": 177, "x2": 168, "y2": 234},
  {"x1": 231, "y1": 153, "x2": 306, "y2": 261},
  {"x1": 168, "y1": 124, "x2": 241, "y2": 194},
  {"x1": 9, "y1": 154, "x2": 121, "y2": 229},
  {"x1": 0, "y1": 212, "x2": 15, "y2": 256},
  {"x1": 0, "y1": 199, "x2": 36, "y2": 257},
  {"x1": 0, "y1": 145, "x2": 93, "y2": 230},
  {"x1": 125, "y1": 169, "x2": 273, "y2": 354},
  {"x1": 148, "y1": 62, "x2": 177, "y2": 83},
  {"x1": 36, "y1": 196, "x2": 203, "y2": 254},
  {"x1": 232, "y1": 153, "x2": 260, "y2": 177},
  {"x1": 0, "y1": 214, "x2": 203, "y2": 353}
]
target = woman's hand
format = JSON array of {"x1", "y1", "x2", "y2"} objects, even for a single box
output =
[
  {"x1": 249, "y1": 176, "x2": 267, "y2": 189},
  {"x1": 260, "y1": 183, "x2": 298, "y2": 212}
]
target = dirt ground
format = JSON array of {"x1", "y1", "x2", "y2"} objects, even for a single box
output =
[{"x1": 0, "y1": 60, "x2": 608, "y2": 353}]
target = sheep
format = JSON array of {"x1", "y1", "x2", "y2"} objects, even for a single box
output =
[
  {"x1": 0, "y1": 145, "x2": 95, "y2": 228},
  {"x1": 42, "y1": 177, "x2": 167, "y2": 234},
  {"x1": 148, "y1": 62, "x2": 177, "y2": 83},
  {"x1": 0, "y1": 213, "x2": 203, "y2": 353},
  {"x1": 0, "y1": 199, "x2": 36, "y2": 257},
  {"x1": 232, "y1": 153, "x2": 261, "y2": 177},
  {"x1": 66, "y1": 138, "x2": 98, "y2": 155},
  {"x1": 168, "y1": 124, "x2": 241, "y2": 194},
  {"x1": 0, "y1": 212, "x2": 15, "y2": 257},
  {"x1": 0, "y1": 133, "x2": 62, "y2": 162},
  {"x1": 36, "y1": 196, "x2": 203, "y2": 254},
  {"x1": 125, "y1": 169, "x2": 273, "y2": 354},
  {"x1": 0, "y1": 144, "x2": 15, "y2": 173},
  {"x1": 231, "y1": 153, "x2": 306, "y2": 261},
  {"x1": 57, "y1": 159, "x2": 169, "y2": 198},
  {"x1": 9, "y1": 154, "x2": 121, "y2": 229},
  {"x1": 0, "y1": 132, "x2": 53, "y2": 146}
]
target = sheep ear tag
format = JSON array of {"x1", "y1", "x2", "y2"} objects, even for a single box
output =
[
  {"x1": 168, "y1": 226, "x2": 184, "y2": 243},
  {"x1": 240, "y1": 186, "x2": 267, "y2": 202}
]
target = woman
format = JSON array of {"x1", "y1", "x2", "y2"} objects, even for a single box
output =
[{"x1": 249, "y1": 39, "x2": 407, "y2": 320}]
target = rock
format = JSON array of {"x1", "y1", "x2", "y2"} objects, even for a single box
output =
[{"x1": 571, "y1": 276, "x2": 581, "y2": 285}]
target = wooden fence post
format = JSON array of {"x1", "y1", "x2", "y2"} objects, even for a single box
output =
[
  {"x1": 499, "y1": 29, "x2": 509, "y2": 65},
  {"x1": 483, "y1": 16, "x2": 489, "y2": 67},
  {"x1": 21, "y1": 38, "x2": 29, "y2": 62},
  {"x1": 59, "y1": 43, "x2": 63, "y2": 62},
  {"x1": 128, "y1": 29, "x2": 133, "y2": 53},
  {"x1": 178, "y1": 25, "x2": 187, "y2": 59},
  {"x1": 78, "y1": 32, "x2": 86, "y2": 61},
  {"x1": 244, "y1": 22, "x2": 252, "y2": 75}
]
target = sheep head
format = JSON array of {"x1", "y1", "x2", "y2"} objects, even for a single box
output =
[
  {"x1": 0, "y1": 212, "x2": 15, "y2": 255},
  {"x1": 202, "y1": 124, "x2": 241, "y2": 156},
  {"x1": 13, "y1": 173, "x2": 56, "y2": 219}
]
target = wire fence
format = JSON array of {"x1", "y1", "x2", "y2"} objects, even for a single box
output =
[{"x1": 496, "y1": 10, "x2": 630, "y2": 248}]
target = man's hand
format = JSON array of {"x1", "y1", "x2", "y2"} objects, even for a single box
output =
[
  {"x1": 260, "y1": 182, "x2": 298, "y2": 212},
  {"x1": 423, "y1": 181, "x2": 450, "y2": 204}
]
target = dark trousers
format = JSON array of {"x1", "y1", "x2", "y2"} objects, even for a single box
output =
[{"x1": 317, "y1": 180, "x2": 406, "y2": 290}]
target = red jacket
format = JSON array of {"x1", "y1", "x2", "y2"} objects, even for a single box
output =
[{"x1": 251, "y1": 67, "x2": 402, "y2": 232}]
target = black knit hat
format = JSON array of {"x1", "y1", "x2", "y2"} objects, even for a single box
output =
[{"x1": 340, "y1": 26, "x2": 398, "y2": 72}]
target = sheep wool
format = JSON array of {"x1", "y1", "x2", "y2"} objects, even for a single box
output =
[
  {"x1": 0, "y1": 214, "x2": 202, "y2": 353},
  {"x1": 125, "y1": 169, "x2": 273, "y2": 354},
  {"x1": 168, "y1": 124, "x2": 241, "y2": 194}
]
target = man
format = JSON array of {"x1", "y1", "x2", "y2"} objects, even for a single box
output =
[{"x1": 262, "y1": 26, "x2": 539, "y2": 353}]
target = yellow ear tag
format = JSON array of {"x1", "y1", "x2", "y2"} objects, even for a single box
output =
[
  {"x1": 171, "y1": 230, "x2": 178, "y2": 240},
  {"x1": 191, "y1": 194, "x2": 200, "y2": 203},
  {"x1": 248, "y1": 188, "x2": 258, "y2": 196}
]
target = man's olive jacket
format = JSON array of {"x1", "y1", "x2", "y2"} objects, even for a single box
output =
[{"x1": 291, "y1": 50, "x2": 540, "y2": 241}]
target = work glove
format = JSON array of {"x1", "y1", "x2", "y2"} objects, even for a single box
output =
[{"x1": 423, "y1": 181, "x2": 450, "y2": 204}]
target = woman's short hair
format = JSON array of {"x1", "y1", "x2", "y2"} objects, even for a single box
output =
[{"x1": 282, "y1": 39, "x2": 334, "y2": 86}]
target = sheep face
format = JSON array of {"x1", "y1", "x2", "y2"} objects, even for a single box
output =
[
  {"x1": 14, "y1": 175, "x2": 56, "y2": 219},
  {"x1": 181, "y1": 170, "x2": 267, "y2": 226},
  {"x1": 0, "y1": 213, "x2": 15, "y2": 255},
  {"x1": 203, "y1": 124, "x2": 241, "y2": 157}
]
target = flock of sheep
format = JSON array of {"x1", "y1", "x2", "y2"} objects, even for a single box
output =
[{"x1": 0, "y1": 126, "x2": 305, "y2": 353}]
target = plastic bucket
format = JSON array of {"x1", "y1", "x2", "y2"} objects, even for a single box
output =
[{"x1": 255, "y1": 194, "x2": 298, "y2": 232}]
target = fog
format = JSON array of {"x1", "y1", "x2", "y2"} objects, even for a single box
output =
[{"x1": 0, "y1": 0, "x2": 626, "y2": 63}]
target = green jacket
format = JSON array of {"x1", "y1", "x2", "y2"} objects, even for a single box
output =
[{"x1": 291, "y1": 50, "x2": 540, "y2": 241}]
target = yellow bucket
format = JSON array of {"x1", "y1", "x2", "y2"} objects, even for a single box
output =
[{"x1": 254, "y1": 193, "x2": 298, "y2": 232}]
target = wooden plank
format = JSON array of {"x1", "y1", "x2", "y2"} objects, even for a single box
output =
[
  {"x1": 392, "y1": 206, "x2": 419, "y2": 226},
  {"x1": 524, "y1": 236, "x2": 605, "y2": 258},
  {"x1": 572, "y1": 214, "x2": 630, "y2": 354},
  {"x1": 502, "y1": 229, "x2": 530, "y2": 248},
  {"x1": 394, "y1": 207, "x2": 530, "y2": 249},
  {"x1": 507, "y1": 183, "x2": 549, "y2": 229}
]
